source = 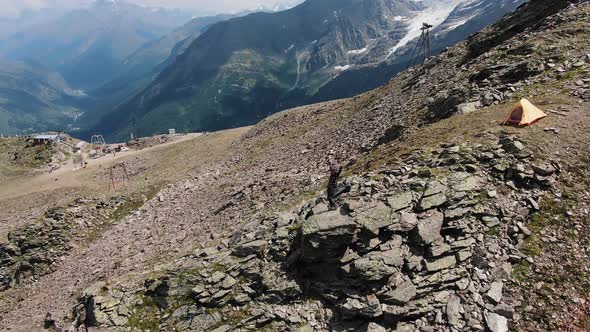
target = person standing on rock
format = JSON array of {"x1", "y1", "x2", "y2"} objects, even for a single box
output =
[{"x1": 328, "y1": 161, "x2": 342, "y2": 211}]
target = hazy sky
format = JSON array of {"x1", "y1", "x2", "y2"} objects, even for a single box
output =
[{"x1": 0, "y1": 0, "x2": 302, "y2": 18}]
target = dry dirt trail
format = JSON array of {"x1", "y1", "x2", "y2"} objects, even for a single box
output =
[
  {"x1": 0, "y1": 133, "x2": 203, "y2": 201},
  {"x1": 0, "y1": 133, "x2": 208, "y2": 243}
]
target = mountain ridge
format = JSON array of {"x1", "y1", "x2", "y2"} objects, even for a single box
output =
[
  {"x1": 0, "y1": 59, "x2": 85, "y2": 135},
  {"x1": 93, "y1": 0, "x2": 525, "y2": 141}
]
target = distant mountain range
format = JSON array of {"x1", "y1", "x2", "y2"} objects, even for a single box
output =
[
  {"x1": 0, "y1": 8, "x2": 68, "y2": 40},
  {"x1": 0, "y1": 59, "x2": 85, "y2": 135},
  {"x1": 76, "y1": 13, "x2": 242, "y2": 133},
  {"x1": 0, "y1": 0, "x2": 192, "y2": 91},
  {"x1": 91, "y1": 0, "x2": 524, "y2": 140},
  {"x1": 0, "y1": 0, "x2": 524, "y2": 139},
  {"x1": 0, "y1": 0, "x2": 305, "y2": 137}
]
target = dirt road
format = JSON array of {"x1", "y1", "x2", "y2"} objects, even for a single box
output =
[{"x1": 0, "y1": 133, "x2": 202, "y2": 201}]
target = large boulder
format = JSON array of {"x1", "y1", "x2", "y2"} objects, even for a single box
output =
[
  {"x1": 418, "y1": 192, "x2": 448, "y2": 211},
  {"x1": 354, "y1": 202, "x2": 395, "y2": 236},
  {"x1": 387, "y1": 192, "x2": 415, "y2": 211},
  {"x1": 381, "y1": 279, "x2": 417, "y2": 305},
  {"x1": 450, "y1": 173, "x2": 485, "y2": 192},
  {"x1": 300, "y1": 210, "x2": 358, "y2": 263},
  {"x1": 351, "y1": 257, "x2": 399, "y2": 282},
  {"x1": 339, "y1": 294, "x2": 383, "y2": 318},
  {"x1": 412, "y1": 211, "x2": 444, "y2": 245},
  {"x1": 76, "y1": 282, "x2": 129, "y2": 328},
  {"x1": 232, "y1": 240, "x2": 268, "y2": 258}
]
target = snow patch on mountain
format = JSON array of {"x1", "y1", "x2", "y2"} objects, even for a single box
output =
[
  {"x1": 255, "y1": 1, "x2": 303, "y2": 13},
  {"x1": 385, "y1": 0, "x2": 463, "y2": 60},
  {"x1": 335, "y1": 64, "x2": 353, "y2": 71},
  {"x1": 436, "y1": 0, "x2": 487, "y2": 33},
  {"x1": 348, "y1": 47, "x2": 368, "y2": 55}
]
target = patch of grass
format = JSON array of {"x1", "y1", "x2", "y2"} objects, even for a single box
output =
[
  {"x1": 110, "y1": 185, "x2": 161, "y2": 222},
  {"x1": 209, "y1": 263, "x2": 227, "y2": 273},
  {"x1": 513, "y1": 194, "x2": 572, "y2": 279},
  {"x1": 127, "y1": 267, "x2": 210, "y2": 331},
  {"x1": 126, "y1": 295, "x2": 161, "y2": 331},
  {"x1": 558, "y1": 67, "x2": 582, "y2": 82},
  {"x1": 513, "y1": 261, "x2": 532, "y2": 283},
  {"x1": 486, "y1": 227, "x2": 500, "y2": 237},
  {"x1": 86, "y1": 185, "x2": 162, "y2": 242},
  {"x1": 430, "y1": 167, "x2": 449, "y2": 179}
]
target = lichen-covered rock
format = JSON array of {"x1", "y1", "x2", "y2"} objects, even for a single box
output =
[
  {"x1": 425, "y1": 255, "x2": 457, "y2": 272},
  {"x1": 484, "y1": 311, "x2": 509, "y2": 332},
  {"x1": 389, "y1": 211, "x2": 419, "y2": 232},
  {"x1": 300, "y1": 210, "x2": 358, "y2": 263},
  {"x1": 451, "y1": 173, "x2": 485, "y2": 192},
  {"x1": 351, "y1": 257, "x2": 399, "y2": 282},
  {"x1": 387, "y1": 192, "x2": 415, "y2": 211},
  {"x1": 354, "y1": 202, "x2": 395, "y2": 236},
  {"x1": 486, "y1": 281, "x2": 504, "y2": 304},
  {"x1": 339, "y1": 294, "x2": 382, "y2": 318},
  {"x1": 412, "y1": 211, "x2": 444, "y2": 245},
  {"x1": 446, "y1": 294, "x2": 463, "y2": 326},
  {"x1": 419, "y1": 192, "x2": 448, "y2": 210},
  {"x1": 233, "y1": 239, "x2": 268, "y2": 258},
  {"x1": 381, "y1": 279, "x2": 417, "y2": 305}
]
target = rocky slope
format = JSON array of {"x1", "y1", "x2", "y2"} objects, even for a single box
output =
[
  {"x1": 93, "y1": 0, "x2": 524, "y2": 141},
  {"x1": 1, "y1": 0, "x2": 589, "y2": 331},
  {"x1": 69, "y1": 136, "x2": 562, "y2": 332}
]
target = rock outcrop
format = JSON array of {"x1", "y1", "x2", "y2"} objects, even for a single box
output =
[
  {"x1": 0, "y1": 197, "x2": 128, "y2": 290},
  {"x1": 71, "y1": 134, "x2": 560, "y2": 331}
]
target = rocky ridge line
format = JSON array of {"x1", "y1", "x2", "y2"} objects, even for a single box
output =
[{"x1": 67, "y1": 134, "x2": 560, "y2": 331}]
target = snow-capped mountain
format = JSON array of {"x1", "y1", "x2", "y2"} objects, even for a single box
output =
[
  {"x1": 313, "y1": 0, "x2": 526, "y2": 102},
  {"x1": 89, "y1": 0, "x2": 525, "y2": 140},
  {"x1": 434, "y1": 0, "x2": 526, "y2": 42},
  {"x1": 256, "y1": 0, "x2": 306, "y2": 12},
  {"x1": 337, "y1": 0, "x2": 525, "y2": 67}
]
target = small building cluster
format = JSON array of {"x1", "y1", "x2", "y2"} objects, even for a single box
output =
[{"x1": 32, "y1": 134, "x2": 63, "y2": 146}]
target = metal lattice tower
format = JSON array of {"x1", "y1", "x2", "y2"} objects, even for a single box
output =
[
  {"x1": 108, "y1": 163, "x2": 130, "y2": 192},
  {"x1": 407, "y1": 23, "x2": 434, "y2": 69}
]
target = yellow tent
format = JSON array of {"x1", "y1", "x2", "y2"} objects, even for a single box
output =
[{"x1": 503, "y1": 98, "x2": 548, "y2": 126}]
